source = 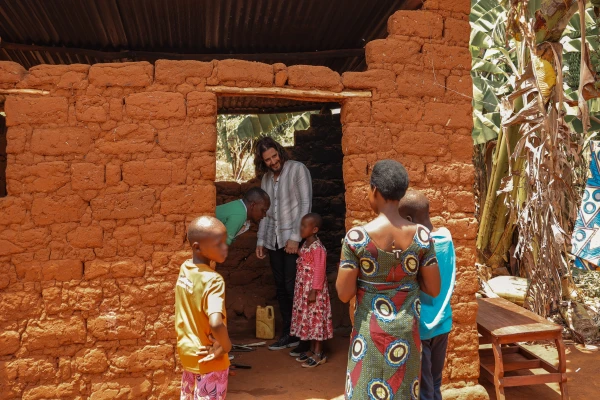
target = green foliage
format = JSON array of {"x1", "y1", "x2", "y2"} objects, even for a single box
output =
[{"x1": 216, "y1": 112, "x2": 314, "y2": 181}]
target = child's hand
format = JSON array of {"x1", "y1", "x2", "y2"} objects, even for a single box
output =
[
  {"x1": 308, "y1": 289, "x2": 317, "y2": 303},
  {"x1": 198, "y1": 334, "x2": 224, "y2": 364}
]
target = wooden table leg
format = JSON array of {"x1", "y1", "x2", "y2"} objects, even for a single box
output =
[
  {"x1": 555, "y1": 336, "x2": 569, "y2": 400},
  {"x1": 492, "y1": 339, "x2": 506, "y2": 400}
]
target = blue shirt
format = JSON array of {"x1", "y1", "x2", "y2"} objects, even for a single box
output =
[{"x1": 420, "y1": 227, "x2": 456, "y2": 340}]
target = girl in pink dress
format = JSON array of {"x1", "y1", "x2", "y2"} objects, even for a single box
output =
[{"x1": 290, "y1": 213, "x2": 334, "y2": 368}]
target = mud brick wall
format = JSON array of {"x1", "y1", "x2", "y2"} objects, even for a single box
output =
[
  {"x1": 0, "y1": 116, "x2": 6, "y2": 197},
  {"x1": 0, "y1": 3, "x2": 484, "y2": 400}
]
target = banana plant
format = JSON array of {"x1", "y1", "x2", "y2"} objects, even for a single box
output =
[{"x1": 470, "y1": 0, "x2": 600, "y2": 316}]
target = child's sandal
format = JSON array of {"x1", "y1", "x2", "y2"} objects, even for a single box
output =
[
  {"x1": 295, "y1": 351, "x2": 313, "y2": 363},
  {"x1": 302, "y1": 353, "x2": 327, "y2": 368}
]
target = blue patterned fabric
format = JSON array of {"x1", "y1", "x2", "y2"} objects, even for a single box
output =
[{"x1": 572, "y1": 141, "x2": 600, "y2": 271}]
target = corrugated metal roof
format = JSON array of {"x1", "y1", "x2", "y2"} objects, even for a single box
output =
[{"x1": 0, "y1": 0, "x2": 420, "y2": 112}]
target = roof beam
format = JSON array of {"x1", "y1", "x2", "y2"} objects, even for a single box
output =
[
  {"x1": 0, "y1": 41, "x2": 364, "y2": 62},
  {"x1": 206, "y1": 86, "x2": 371, "y2": 101}
]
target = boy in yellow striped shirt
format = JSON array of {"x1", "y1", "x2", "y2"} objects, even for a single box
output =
[{"x1": 175, "y1": 216, "x2": 232, "y2": 400}]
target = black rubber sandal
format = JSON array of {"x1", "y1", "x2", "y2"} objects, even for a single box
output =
[
  {"x1": 295, "y1": 351, "x2": 313, "y2": 363},
  {"x1": 302, "y1": 353, "x2": 327, "y2": 368}
]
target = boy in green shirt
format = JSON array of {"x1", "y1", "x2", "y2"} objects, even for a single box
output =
[{"x1": 216, "y1": 187, "x2": 270, "y2": 246}]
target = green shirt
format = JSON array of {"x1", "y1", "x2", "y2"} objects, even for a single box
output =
[{"x1": 215, "y1": 199, "x2": 249, "y2": 245}]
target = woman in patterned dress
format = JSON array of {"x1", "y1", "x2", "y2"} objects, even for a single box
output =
[{"x1": 336, "y1": 160, "x2": 441, "y2": 400}]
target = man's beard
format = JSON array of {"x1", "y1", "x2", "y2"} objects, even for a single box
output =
[{"x1": 269, "y1": 162, "x2": 282, "y2": 173}]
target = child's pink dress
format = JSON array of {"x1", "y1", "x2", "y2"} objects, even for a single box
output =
[{"x1": 290, "y1": 239, "x2": 334, "y2": 341}]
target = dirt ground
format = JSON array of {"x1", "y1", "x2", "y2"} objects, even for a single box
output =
[{"x1": 227, "y1": 335, "x2": 599, "y2": 400}]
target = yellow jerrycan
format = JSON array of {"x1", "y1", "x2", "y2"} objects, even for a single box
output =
[{"x1": 255, "y1": 305, "x2": 275, "y2": 340}]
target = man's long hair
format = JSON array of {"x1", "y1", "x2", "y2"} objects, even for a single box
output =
[{"x1": 253, "y1": 137, "x2": 290, "y2": 176}]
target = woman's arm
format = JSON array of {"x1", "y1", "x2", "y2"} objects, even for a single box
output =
[
  {"x1": 336, "y1": 267, "x2": 359, "y2": 303},
  {"x1": 336, "y1": 232, "x2": 361, "y2": 303},
  {"x1": 418, "y1": 264, "x2": 441, "y2": 297}
]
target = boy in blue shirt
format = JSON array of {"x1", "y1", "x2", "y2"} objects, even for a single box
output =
[{"x1": 398, "y1": 190, "x2": 456, "y2": 400}]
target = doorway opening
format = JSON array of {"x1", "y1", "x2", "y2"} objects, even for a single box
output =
[{"x1": 214, "y1": 96, "x2": 348, "y2": 335}]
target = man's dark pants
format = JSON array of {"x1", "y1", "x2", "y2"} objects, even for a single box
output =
[
  {"x1": 420, "y1": 333, "x2": 449, "y2": 400},
  {"x1": 268, "y1": 247, "x2": 298, "y2": 338}
]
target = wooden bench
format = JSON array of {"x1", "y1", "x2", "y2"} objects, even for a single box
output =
[{"x1": 477, "y1": 297, "x2": 568, "y2": 400}]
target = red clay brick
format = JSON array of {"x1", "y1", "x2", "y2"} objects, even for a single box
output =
[
  {"x1": 341, "y1": 126, "x2": 378, "y2": 155},
  {"x1": 274, "y1": 63, "x2": 288, "y2": 87},
  {"x1": 366, "y1": 38, "x2": 422, "y2": 65},
  {"x1": 18, "y1": 64, "x2": 89, "y2": 90},
  {"x1": 5, "y1": 126, "x2": 29, "y2": 154},
  {"x1": 396, "y1": 70, "x2": 445, "y2": 98},
  {"x1": 426, "y1": 163, "x2": 459, "y2": 183},
  {"x1": 89, "y1": 62, "x2": 153, "y2": 87},
  {"x1": 215, "y1": 59, "x2": 273, "y2": 87},
  {"x1": 444, "y1": 18, "x2": 471, "y2": 46},
  {"x1": 395, "y1": 131, "x2": 449, "y2": 157},
  {"x1": 425, "y1": 0, "x2": 471, "y2": 15},
  {"x1": 423, "y1": 44, "x2": 471, "y2": 71},
  {"x1": 388, "y1": 11, "x2": 443, "y2": 39},
  {"x1": 139, "y1": 222, "x2": 175, "y2": 244},
  {"x1": 446, "y1": 217, "x2": 478, "y2": 240},
  {"x1": 423, "y1": 102, "x2": 472, "y2": 128},
  {"x1": 449, "y1": 134, "x2": 475, "y2": 160},
  {"x1": 31, "y1": 195, "x2": 87, "y2": 225},
  {"x1": 96, "y1": 123, "x2": 155, "y2": 154},
  {"x1": 86, "y1": 311, "x2": 145, "y2": 340},
  {"x1": 372, "y1": 99, "x2": 424, "y2": 123},
  {"x1": 342, "y1": 70, "x2": 396, "y2": 93},
  {"x1": 287, "y1": 65, "x2": 343, "y2": 92},
  {"x1": 71, "y1": 163, "x2": 105, "y2": 190},
  {"x1": 41, "y1": 260, "x2": 83, "y2": 281},
  {"x1": 122, "y1": 159, "x2": 174, "y2": 186},
  {"x1": 187, "y1": 92, "x2": 217, "y2": 118},
  {"x1": 0, "y1": 197, "x2": 27, "y2": 225},
  {"x1": 342, "y1": 156, "x2": 369, "y2": 184},
  {"x1": 5, "y1": 96, "x2": 68, "y2": 126},
  {"x1": 447, "y1": 190, "x2": 476, "y2": 213},
  {"x1": 187, "y1": 153, "x2": 217, "y2": 181},
  {"x1": 22, "y1": 316, "x2": 86, "y2": 350},
  {"x1": 160, "y1": 184, "x2": 216, "y2": 215},
  {"x1": 75, "y1": 96, "x2": 108, "y2": 122},
  {"x1": 154, "y1": 60, "x2": 213, "y2": 85},
  {"x1": 9, "y1": 161, "x2": 69, "y2": 194},
  {"x1": 0, "y1": 61, "x2": 26, "y2": 84},
  {"x1": 67, "y1": 226, "x2": 104, "y2": 248},
  {"x1": 445, "y1": 75, "x2": 473, "y2": 102},
  {"x1": 158, "y1": 124, "x2": 217, "y2": 153},
  {"x1": 125, "y1": 92, "x2": 186, "y2": 120},
  {"x1": 31, "y1": 127, "x2": 91, "y2": 155},
  {"x1": 340, "y1": 100, "x2": 372, "y2": 124},
  {"x1": 90, "y1": 190, "x2": 155, "y2": 220}
]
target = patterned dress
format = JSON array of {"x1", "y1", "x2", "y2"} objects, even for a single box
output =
[
  {"x1": 341, "y1": 225, "x2": 437, "y2": 400},
  {"x1": 290, "y1": 239, "x2": 334, "y2": 341}
]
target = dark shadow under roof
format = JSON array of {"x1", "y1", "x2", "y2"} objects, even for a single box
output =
[{"x1": 0, "y1": 0, "x2": 421, "y2": 113}]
